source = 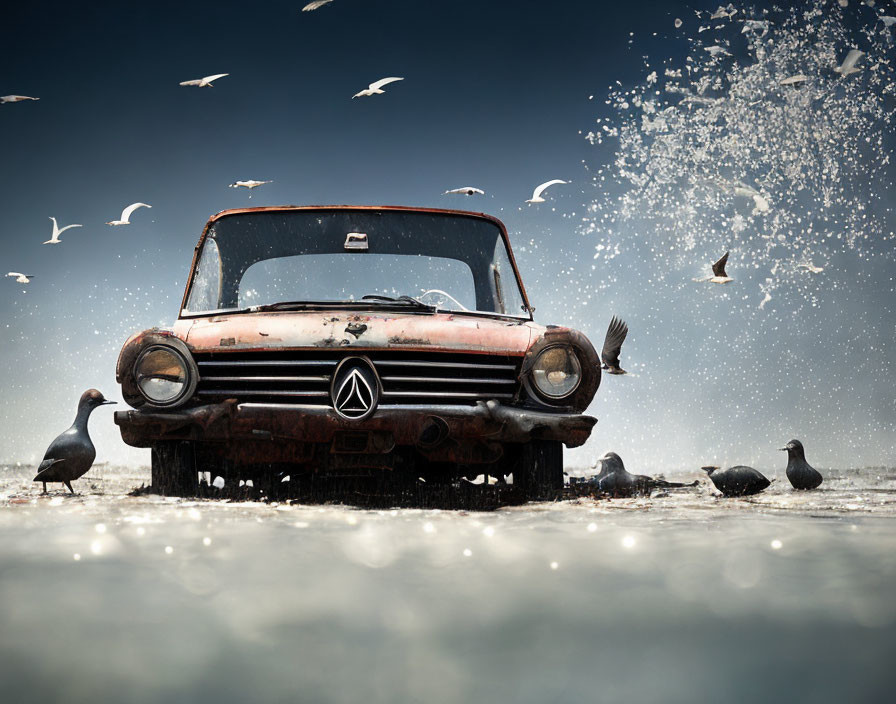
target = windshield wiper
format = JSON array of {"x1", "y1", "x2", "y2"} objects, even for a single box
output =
[
  {"x1": 246, "y1": 296, "x2": 435, "y2": 313},
  {"x1": 248, "y1": 300, "x2": 338, "y2": 312},
  {"x1": 360, "y1": 294, "x2": 435, "y2": 312}
]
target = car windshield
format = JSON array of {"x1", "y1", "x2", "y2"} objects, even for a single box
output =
[{"x1": 182, "y1": 209, "x2": 530, "y2": 318}]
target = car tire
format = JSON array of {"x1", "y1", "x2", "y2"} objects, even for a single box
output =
[
  {"x1": 516, "y1": 440, "x2": 563, "y2": 501},
  {"x1": 151, "y1": 441, "x2": 200, "y2": 496}
]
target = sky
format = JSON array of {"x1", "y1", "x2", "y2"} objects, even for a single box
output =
[{"x1": 1, "y1": 0, "x2": 894, "y2": 471}]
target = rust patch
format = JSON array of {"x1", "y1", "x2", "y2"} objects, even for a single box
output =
[
  {"x1": 345, "y1": 322, "x2": 367, "y2": 339},
  {"x1": 315, "y1": 336, "x2": 351, "y2": 347},
  {"x1": 220, "y1": 337, "x2": 236, "y2": 347}
]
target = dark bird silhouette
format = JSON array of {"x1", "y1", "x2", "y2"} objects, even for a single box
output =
[
  {"x1": 33, "y1": 389, "x2": 116, "y2": 494},
  {"x1": 593, "y1": 452, "x2": 697, "y2": 497},
  {"x1": 709, "y1": 251, "x2": 733, "y2": 283},
  {"x1": 601, "y1": 316, "x2": 628, "y2": 374},
  {"x1": 702, "y1": 465, "x2": 770, "y2": 497},
  {"x1": 780, "y1": 439, "x2": 823, "y2": 490}
]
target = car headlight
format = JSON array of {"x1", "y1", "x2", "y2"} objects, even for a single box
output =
[
  {"x1": 134, "y1": 345, "x2": 192, "y2": 406},
  {"x1": 530, "y1": 345, "x2": 582, "y2": 400}
]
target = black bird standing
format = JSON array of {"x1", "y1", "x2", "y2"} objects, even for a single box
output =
[
  {"x1": 702, "y1": 465, "x2": 771, "y2": 497},
  {"x1": 780, "y1": 439, "x2": 823, "y2": 490},
  {"x1": 33, "y1": 389, "x2": 116, "y2": 494},
  {"x1": 601, "y1": 316, "x2": 628, "y2": 374},
  {"x1": 593, "y1": 452, "x2": 697, "y2": 497}
]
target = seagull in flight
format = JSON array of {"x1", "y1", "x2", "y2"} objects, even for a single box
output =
[
  {"x1": 834, "y1": 50, "x2": 864, "y2": 77},
  {"x1": 1, "y1": 95, "x2": 40, "y2": 104},
  {"x1": 44, "y1": 217, "x2": 82, "y2": 245},
  {"x1": 179, "y1": 73, "x2": 229, "y2": 87},
  {"x1": 229, "y1": 180, "x2": 271, "y2": 189},
  {"x1": 352, "y1": 77, "x2": 403, "y2": 99},
  {"x1": 106, "y1": 202, "x2": 151, "y2": 226},
  {"x1": 444, "y1": 187, "x2": 485, "y2": 196},
  {"x1": 798, "y1": 262, "x2": 824, "y2": 274},
  {"x1": 526, "y1": 179, "x2": 567, "y2": 204},
  {"x1": 601, "y1": 316, "x2": 629, "y2": 375},
  {"x1": 7, "y1": 272, "x2": 35, "y2": 284},
  {"x1": 709, "y1": 251, "x2": 733, "y2": 283},
  {"x1": 302, "y1": 0, "x2": 334, "y2": 10}
]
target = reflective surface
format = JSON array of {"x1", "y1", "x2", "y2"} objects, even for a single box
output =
[
  {"x1": 136, "y1": 347, "x2": 187, "y2": 403},
  {"x1": 184, "y1": 210, "x2": 528, "y2": 317},
  {"x1": 1, "y1": 464, "x2": 894, "y2": 703}
]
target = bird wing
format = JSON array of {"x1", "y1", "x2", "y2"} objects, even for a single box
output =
[
  {"x1": 120, "y1": 202, "x2": 151, "y2": 222},
  {"x1": 7, "y1": 272, "x2": 23, "y2": 278},
  {"x1": 840, "y1": 49, "x2": 863, "y2": 72},
  {"x1": 368, "y1": 76, "x2": 404, "y2": 91},
  {"x1": 202, "y1": 73, "x2": 229, "y2": 84},
  {"x1": 34, "y1": 458, "x2": 66, "y2": 481},
  {"x1": 601, "y1": 316, "x2": 628, "y2": 368},
  {"x1": 57, "y1": 223, "x2": 82, "y2": 236},
  {"x1": 531, "y1": 179, "x2": 567, "y2": 200},
  {"x1": 179, "y1": 79, "x2": 202, "y2": 86},
  {"x1": 302, "y1": 0, "x2": 333, "y2": 10},
  {"x1": 711, "y1": 251, "x2": 729, "y2": 277}
]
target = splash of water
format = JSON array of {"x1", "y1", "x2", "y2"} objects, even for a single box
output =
[{"x1": 586, "y1": 1, "x2": 895, "y2": 304}]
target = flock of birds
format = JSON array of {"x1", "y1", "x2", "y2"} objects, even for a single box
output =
[
  {"x1": 4, "y1": 9, "x2": 571, "y2": 290},
  {"x1": 4, "y1": 203, "x2": 151, "y2": 287},
  {"x1": 576, "y1": 438, "x2": 823, "y2": 499}
]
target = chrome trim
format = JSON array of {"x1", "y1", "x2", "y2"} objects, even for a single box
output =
[
  {"x1": 374, "y1": 360, "x2": 517, "y2": 371},
  {"x1": 197, "y1": 360, "x2": 338, "y2": 367},
  {"x1": 381, "y1": 391, "x2": 515, "y2": 399},
  {"x1": 199, "y1": 375, "x2": 330, "y2": 383},
  {"x1": 196, "y1": 389, "x2": 329, "y2": 397},
  {"x1": 380, "y1": 376, "x2": 515, "y2": 385}
]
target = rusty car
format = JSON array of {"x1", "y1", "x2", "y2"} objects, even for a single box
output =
[{"x1": 114, "y1": 206, "x2": 600, "y2": 499}]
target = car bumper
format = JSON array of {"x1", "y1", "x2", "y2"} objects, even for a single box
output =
[{"x1": 114, "y1": 399, "x2": 596, "y2": 451}]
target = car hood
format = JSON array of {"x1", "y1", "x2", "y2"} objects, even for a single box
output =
[{"x1": 176, "y1": 311, "x2": 541, "y2": 356}]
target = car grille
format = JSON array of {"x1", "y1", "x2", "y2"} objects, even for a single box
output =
[{"x1": 193, "y1": 350, "x2": 522, "y2": 406}]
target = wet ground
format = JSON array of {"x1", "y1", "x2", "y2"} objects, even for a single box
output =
[{"x1": 1, "y1": 464, "x2": 895, "y2": 703}]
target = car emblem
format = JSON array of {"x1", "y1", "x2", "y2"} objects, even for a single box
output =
[{"x1": 330, "y1": 357, "x2": 379, "y2": 420}]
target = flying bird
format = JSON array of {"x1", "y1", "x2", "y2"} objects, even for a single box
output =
[
  {"x1": 179, "y1": 73, "x2": 229, "y2": 87},
  {"x1": 444, "y1": 187, "x2": 485, "y2": 196},
  {"x1": 525, "y1": 179, "x2": 567, "y2": 204},
  {"x1": 229, "y1": 180, "x2": 271, "y2": 189},
  {"x1": 33, "y1": 389, "x2": 116, "y2": 494},
  {"x1": 601, "y1": 316, "x2": 628, "y2": 375},
  {"x1": 797, "y1": 262, "x2": 824, "y2": 274},
  {"x1": 709, "y1": 251, "x2": 733, "y2": 283},
  {"x1": 1, "y1": 95, "x2": 40, "y2": 104},
  {"x1": 43, "y1": 217, "x2": 82, "y2": 245},
  {"x1": 302, "y1": 0, "x2": 334, "y2": 10},
  {"x1": 352, "y1": 77, "x2": 404, "y2": 99},
  {"x1": 7, "y1": 272, "x2": 35, "y2": 284},
  {"x1": 834, "y1": 49, "x2": 864, "y2": 77},
  {"x1": 106, "y1": 202, "x2": 151, "y2": 226}
]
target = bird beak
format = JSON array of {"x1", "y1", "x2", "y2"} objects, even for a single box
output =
[
  {"x1": 778, "y1": 447, "x2": 787, "y2": 451},
  {"x1": 101, "y1": 400, "x2": 117, "y2": 406}
]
